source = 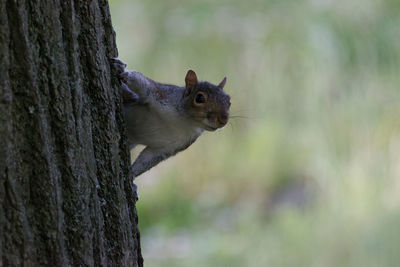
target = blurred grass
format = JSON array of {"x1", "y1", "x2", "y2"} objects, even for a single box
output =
[{"x1": 109, "y1": 0, "x2": 400, "y2": 266}]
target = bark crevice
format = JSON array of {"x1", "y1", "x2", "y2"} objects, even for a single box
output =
[{"x1": 0, "y1": 1, "x2": 142, "y2": 266}]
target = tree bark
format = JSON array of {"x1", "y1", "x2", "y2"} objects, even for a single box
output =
[{"x1": 0, "y1": 1, "x2": 143, "y2": 266}]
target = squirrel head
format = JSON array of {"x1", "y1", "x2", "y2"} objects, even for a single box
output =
[{"x1": 183, "y1": 70, "x2": 231, "y2": 131}]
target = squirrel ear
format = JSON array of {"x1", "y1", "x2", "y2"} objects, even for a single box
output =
[
  {"x1": 185, "y1": 70, "x2": 198, "y2": 95},
  {"x1": 218, "y1": 77, "x2": 227, "y2": 89}
]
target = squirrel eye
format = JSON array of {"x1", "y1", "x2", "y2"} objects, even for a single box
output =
[{"x1": 194, "y1": 92, "x2": 206, "y2": 104}]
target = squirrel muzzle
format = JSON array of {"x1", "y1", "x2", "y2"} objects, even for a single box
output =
[{"x1": 218, "y1": 111, "x2": 229, "y2": 126}]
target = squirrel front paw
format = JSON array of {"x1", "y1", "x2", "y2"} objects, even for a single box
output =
[
  {"x1": 119, "y1": 71, "x2": 131, "y2": 84},
  {"x1": 122, "y1": 82, "x2": 139, "y2": 105},
  {"x1": 111, "y1": 57, "x2": 127, "y2": 75},
  {"x1": 133, "y1": 183, "x2": 139, "y2": 201},
  {"x1": 129, "y1": 166, "x2": 138, "y2": 181},
  {"x1": 112, "y1": 62, "x2": 136, "y2": 89}
]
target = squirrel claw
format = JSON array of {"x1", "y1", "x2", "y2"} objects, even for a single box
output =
[
  {"x1": 133, "y1": 183, "x2": 139, "y2": 201},
  {"x1": 119, "y1": 71, "x2": 129, "y2": 83},
  {"x1": 110, "y1": 57, "x2": 127, "y2": 67},
  {"x1": 111, "y1": 57, "x2": 127, "y2": 74},
  {"x1": 129, "y1": 170, "x2": 139, "y2": 201}
]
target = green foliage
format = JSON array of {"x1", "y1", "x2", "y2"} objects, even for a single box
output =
[{"x1": 110, "y1": 0, "x2": 400, "y2": 266}]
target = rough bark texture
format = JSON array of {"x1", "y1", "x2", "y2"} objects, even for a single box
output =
[{"x1": 0, "y1": 1, "x2": 143, "y2": 266}]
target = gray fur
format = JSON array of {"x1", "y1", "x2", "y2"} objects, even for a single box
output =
[
  {"x1": 111, "y1": 58, "x2": 229, "y2": 180},
  {"x1": 120, "y1": 70, "x2": 204, "y2": 179}
]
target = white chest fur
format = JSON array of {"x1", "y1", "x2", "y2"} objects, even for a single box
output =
[{"x1": 124, "y1": 105, "x2": 203, "y2": 151}]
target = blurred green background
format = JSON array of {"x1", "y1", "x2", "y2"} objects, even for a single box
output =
[{"x1": 109, "y1": 0, "x2": 400, "y2": 266}]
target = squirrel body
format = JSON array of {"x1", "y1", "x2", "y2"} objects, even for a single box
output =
[
  {"x1": 111, "y1": 58, "x2": 230, "y2": 179},
  {"x1": 124, "y1": 78, "x2": 203, "y2": 150}
]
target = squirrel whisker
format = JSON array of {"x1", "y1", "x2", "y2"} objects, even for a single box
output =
[{"x1": 113, "y1": 57, "x2": 231, "y2": 179}]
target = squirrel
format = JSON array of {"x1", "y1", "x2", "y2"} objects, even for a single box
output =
[{"x1": 111, "y1": 58, "x2": 231, "y2": 180}]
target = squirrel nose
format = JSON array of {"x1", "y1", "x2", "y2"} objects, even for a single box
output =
[{"x1": 218, "y1": 112, "x2": 229, "y2": 125}]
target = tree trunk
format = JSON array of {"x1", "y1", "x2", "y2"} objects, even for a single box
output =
[{"x1": 0, "y1": 1, "x2": 143, "y2": 266}]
